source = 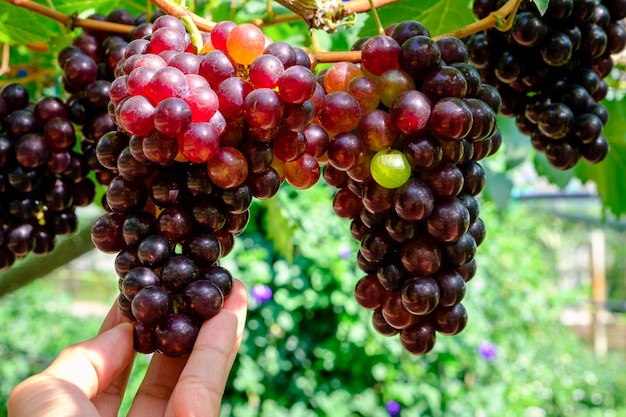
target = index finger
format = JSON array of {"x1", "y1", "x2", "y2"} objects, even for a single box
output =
[{"x1": 166, "y1": 278, "x2": 248, "y2": 417}]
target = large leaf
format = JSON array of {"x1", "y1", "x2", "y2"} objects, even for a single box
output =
[
  {"x1": 533, "y1": 152, "x2": 575, "y2": 189},
  {"x1": 262, "y1": 196, "x2": 295, "y2": 262},
  {"x1": 483, "y1": 166, "x2": 513, "y2": 211},
  {"x1": 54, "y1": 0, "x2": 147, "y2": 18},
  {"x1": 497, "y1": 115, "x2": 534, "y2": 170},
  {"x1": 0, "y1": 0, "x2": 148, "y2": 46},
  {"x1": 359, "y1": 0, "x2": 475, "y2": 38},
  {"x1": 575, "y1": 99, "x2": 626, "y2": 218},
  {"x1": 0, "y1": 3, "x2": 60, "y2": 44}
]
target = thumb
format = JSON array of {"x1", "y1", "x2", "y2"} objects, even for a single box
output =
[
  {"x1": 8, "y1": 322, "x2": 135, "y2": 417},
  {"x1": 44, "y1": 321, "x2": 135, "y2": 399}
]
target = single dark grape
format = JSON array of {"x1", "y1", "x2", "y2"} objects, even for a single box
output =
[
  {"x1": 155, "y1": 313, "x2": 199, "y2": 357},
  {"x1": 354, "y1": 274, "x2": 386, "y2": 310},
  {"x1": 137, "y1": 234, "x2": 172, "y2": 267},
  {"x1": 161, "y1": 255, "x2": 198, "y2": 293},
  {"x1": 133, "y1": 322, "x2": 157, "y2": 354},
  {"x1": 433, "y1": 303, "x2": 468, "y2": 335},
  {"x1": 400, "y1": 320, "x2": 436, "y2": 355},
  {"x1": 182, "y1": 233, "x2": 221, "y2": 267},
  {"x1": 401, "y1": 276, "x2": 440, "y2": 315},
  {"x1": 399, "y1": 236, "x2": 442, "y2": 276},
  {"x1": 122, "y1": 267, "x2": 161, "y2": 300},
  {"x1": 182, "y1": 280, "x2": 224, "y2": 321},
  {"x1": 426, "y1": 198, "x2": 470, "y2": 243},
  {"x1": 131, "y1": 285, "x2": 172, "y2": 325},
  {"x1": 198, "y1": 265, "x2": 233, "y2": 297}
]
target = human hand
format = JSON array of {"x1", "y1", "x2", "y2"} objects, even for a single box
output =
[{"x1": 8, "y1": 279, "x2": 248, "y2": 417}]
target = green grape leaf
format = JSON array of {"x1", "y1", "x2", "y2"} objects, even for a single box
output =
[
  {"x1": 263, "y1": 20, "x2": 310, "y2": 49},
  {"x1": 497, "y1": 115, "x2": 533, "y2": 170},
  {"x1": 55, "y1": 0, "x2": 147, "y2": 17},
  {"x1": 534, "y1": 152, "x2": 575, "y2": 189},
  {"x1": 262, "y1": 196, "x2": 295, "y2": 263},
  {"x1": 484, "y1": 166, "x2": 514, "y2": 211},
  {"x1": 0, "y1": 3, "x2": 61, "y2": 44},
  {"x1": 575, "y1": 99, "x2": 626, "y2": 218},
  {"x1": 359, "y1": 0, "x2": 475, "y2": 38},
  {"x1": 532, "y1": 0, "x2": 551, "y2": 15},
  {"x1": 0, "y1": 0, "x2": 147, "y2": 46},
  {"x1": 203, "y1": 0, "x2": 232, "y2": 22}
]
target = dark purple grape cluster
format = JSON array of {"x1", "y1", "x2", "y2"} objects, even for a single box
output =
[
  {"x1": 0, "y1": 83, "x2": 96, "y2": 269},
  {"x1": 320, "y1": 21, "x2": 502, "y2": 355},
  {"x1": 88, "y1": 16, "x2": 328, "y2": 356},
  {"x1": 468, "y1": 0, "x2": 626, "y2": 169}
]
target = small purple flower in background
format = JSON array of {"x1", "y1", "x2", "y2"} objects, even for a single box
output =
[
  {"x1": 478, "y1": 341, "x2": 498, "y2": 361},
  {"x1": 251, "y1": 284, "x2": 273, "y2": 304},
  {"x1": 385, "y1": 400, "x2": 401, "y2": 416},
  {"x1": 339, "y1": 245, "x2": 351, "y2": 259}
]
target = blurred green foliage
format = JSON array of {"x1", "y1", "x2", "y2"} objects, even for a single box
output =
[{"x1": 0, "y1": 284, "x2": 102, "y2": 409}]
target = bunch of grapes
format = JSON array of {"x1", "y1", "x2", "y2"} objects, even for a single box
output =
[
  {"x1": 319, "y1": 21, "x2": 501, "y2": 355},
  {"x1": 467, "y1": 0, "x2": 626, "y2": 169},
  {"x1": 62, "y1": 4, "x2": 504, "y2": 356},
  {"x1": 89, "y1": 14, "x2": 325, "y2": 356},
  {"x1": 0, "y1": 83, "x2": 96, "y2": 270}
]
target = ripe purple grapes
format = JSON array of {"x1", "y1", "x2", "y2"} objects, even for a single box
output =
[
  {"x1": 466, "y1": 0, "x2": 626, "y2": 169},
  {"x1": 0, "y1": 84, "x2": 96, "y2": 268}
]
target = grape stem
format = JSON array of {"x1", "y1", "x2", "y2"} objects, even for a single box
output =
[
  {"x1": 0, "y1": 43, "x2": 9, "y2": 76},
  {"x1": 4, "y1": 0, "x2": 135, "y2": 33},
  {"x1": 252, "y1": 0, "x2": 400, "y2": 28},
  {"x1": 310, "y1": 50, "x2": 361, "y2": 69},
  {"x1": 148, "y1": 0, "x2": 216, "y2": 31},
  {"x1": 4, "y1": 0, "x2": 217, "y2": 34},
  {"x1": 367, "y1": 0, "x2": 385, "y2": 36},
  {"x1": 434, "y1": 0, "x2": 524, "y2": 39},
  {"x1": 272, "y1": 0, "x2": 353, "y2": 32},
  {"x1": 180, "y1": 15, "x2": 204, "y2": 53},
  {"x1": 312, "y1": 0, "x2": 524, "y2": 65}
]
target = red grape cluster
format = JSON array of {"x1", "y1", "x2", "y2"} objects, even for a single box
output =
[
  {"x1": 468, "y1": 0, "x2": 626, "y2": 169},
  {"x1": 321, "y1": 21, "x2": 501, "y2": 355},
  {"x1": 0, "y1": 83, "x2": 96, "y2": 269},
  {"x1": 90, "y1": 15, "x2": 325, "y2": 356}
]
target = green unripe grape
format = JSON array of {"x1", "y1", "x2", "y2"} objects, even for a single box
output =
[{"x1": 370, "y1": 149, "x2": 411, "y2": 189}]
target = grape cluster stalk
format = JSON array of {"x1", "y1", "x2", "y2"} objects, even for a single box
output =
[
  {"x1": 468, "y1": 0, "x2": 626, "y2": 169},
  {"x1": 321, "y1": 21, "x2": 502, "y2": 355},
  {"x1": 0, "y1": 83, "x2": 96, "y2": 269}
]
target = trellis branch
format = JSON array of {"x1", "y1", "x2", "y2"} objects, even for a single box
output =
[
  {"x1": 4, "y1": 0, "x2": 135, "y2": 33},
  {"x1": 434, "y1": 0, "x2": 523, "y2": 40}
]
